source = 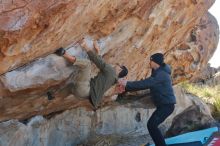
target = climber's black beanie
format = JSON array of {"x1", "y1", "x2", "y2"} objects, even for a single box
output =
[
  {"x1": 150, "y1": 53, "x2": 164, "y2": 66},
  {"x1": 118, "y1": 66, "x2": 128, "y2": 78}
]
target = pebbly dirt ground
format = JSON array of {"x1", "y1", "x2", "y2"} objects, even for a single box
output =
[{"x1": 80, "y1": 134, "x2": 153, "y2": 146}]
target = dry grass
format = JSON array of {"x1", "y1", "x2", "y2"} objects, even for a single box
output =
[{"x1": 180, "y1": 82, "x2": 220, "y2": 120}]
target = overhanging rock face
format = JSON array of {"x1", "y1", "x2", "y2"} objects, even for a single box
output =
[{"x1": 0, "y1": 0, "x2": 219, "y2": 121}]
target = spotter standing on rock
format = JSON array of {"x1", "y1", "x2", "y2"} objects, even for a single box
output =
[{"x1": 119, "y1": 53, "x2": 176, "y2": 146}]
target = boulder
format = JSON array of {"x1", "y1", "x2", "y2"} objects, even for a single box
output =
[
  {"x1": 166, "y1": 93, "x2": 216, "y2": 137},
  {"x1": 0, "y1": 0, "x2": 218, "y2": 121},
  {"x1": 0, "y1": 86, "x2": 215, "y2": 146}
]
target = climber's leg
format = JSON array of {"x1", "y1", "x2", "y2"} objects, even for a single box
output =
[
  {"x1": 71, "y1": 81, "x2": 90, "y2": 98},
  {"x1": 70, "y1": 59, "x2": 92, "y2": 98},
  {"x1": 102, "y1": 95, "x2": 118, "y2": 104}
]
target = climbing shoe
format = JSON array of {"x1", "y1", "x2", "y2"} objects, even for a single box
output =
[
  {"x1": 47, "y1": 91, "x2": 55, "y2": 100},
  {"x1": 55, "y1": 47, "x2": 66, "y2": 56}
]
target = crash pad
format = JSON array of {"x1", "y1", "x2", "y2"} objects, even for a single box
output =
[{"x1": 149, "y1": 127, "x2": 218, "y2": 146}]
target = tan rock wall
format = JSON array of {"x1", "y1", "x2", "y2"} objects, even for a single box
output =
[{"x1": 0, "y1": 0, "x2": 218, "y2": 121}]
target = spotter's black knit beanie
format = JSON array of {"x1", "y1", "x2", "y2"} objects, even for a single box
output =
[{"x1": 150, "y1": 53, "x2": 164, "y2": 66}]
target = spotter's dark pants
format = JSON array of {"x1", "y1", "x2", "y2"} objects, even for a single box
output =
[{"x1": 147, "y1": 104, "x2": 175, "y2": 146}]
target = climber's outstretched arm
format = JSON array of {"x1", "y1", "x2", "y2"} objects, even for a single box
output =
[{"x1": 80, "y1": 39, "x2": 111, "y2": 72}]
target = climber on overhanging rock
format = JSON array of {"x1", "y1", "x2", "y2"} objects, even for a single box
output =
[{"x1": 54, "y1": 38, "x2": 128, "y2": 109}]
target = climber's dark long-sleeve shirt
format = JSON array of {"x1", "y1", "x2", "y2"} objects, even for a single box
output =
[{"x1": 87, "y1": 51, "x2": 117, "y2": 108}]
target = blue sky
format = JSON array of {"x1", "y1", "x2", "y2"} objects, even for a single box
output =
[{"x1": 208, "y1": 0, "x2": 220, "y2": 68}]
